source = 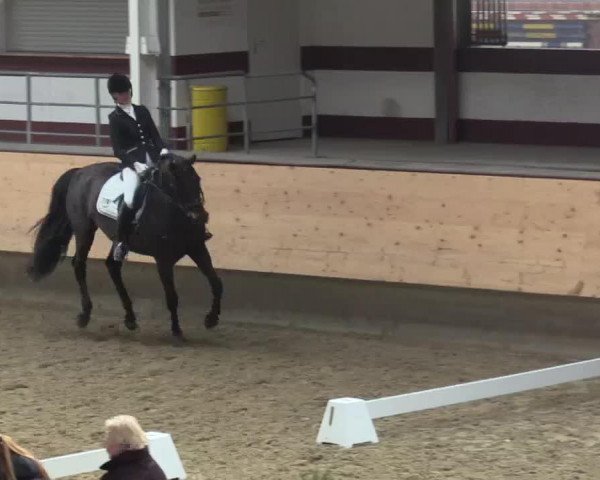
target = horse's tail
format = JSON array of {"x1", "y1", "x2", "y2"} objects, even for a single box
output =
[{"x1": 27, "y1": 168, "x2": 80, "y2": 281}]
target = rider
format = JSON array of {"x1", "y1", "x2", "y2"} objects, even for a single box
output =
[
  {"x1": 107, "y1": 73, "x2": 211, "y2": 262},
  {"x1": 107, "y1": 73, "x2": 167, "y2": 261}
]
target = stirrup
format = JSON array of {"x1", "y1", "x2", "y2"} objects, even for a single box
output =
[{"x1": 113, "y1": 242, "x2": 129, "y2": 262}]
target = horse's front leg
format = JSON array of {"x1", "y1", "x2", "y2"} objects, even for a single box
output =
[
  {"x1": 155, "y1": 257, "x2": 183, "y2": 337},
  {"x1": 188, "y1": 242, "x2": 223, "y2": 329},
  {"x1": 106, "y1": 245, "x2": 138, "y2": 331}
]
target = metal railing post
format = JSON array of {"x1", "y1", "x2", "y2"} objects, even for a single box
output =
[
  {"x1": 157, "y1": 0, "x2": 172, "y2": 142},
  {"x1": 187, "y1": 107, "x2": 192, "y2": 151},
  {"x1": 186, "y1": 79, "x2": 193, "y2": 151},
  {"x1": 303, "y1": 71, "x2": 318, "y2": 158},
  {"x1": 311, "y1": 92, "x2": 318, "y2": 158},
  {"x1": 242, "y1": 74, "x2": 250, "y2": 153},
  {"x1": 158, "y1": 78, "x2": 172, "y2": 142},
  {"x1": 242, "y1": 106, "x2": 250, "y2": 153},
  {"x1": 94, "y1": 77, "x2": 101, "y2": 146},
  {"x1": 25, "y1": 75, "x2": 32, "y2": 144}
]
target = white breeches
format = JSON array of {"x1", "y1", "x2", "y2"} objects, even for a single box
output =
[{"x1": 121, "y1": 162, "x2": 148, "y2": 208}]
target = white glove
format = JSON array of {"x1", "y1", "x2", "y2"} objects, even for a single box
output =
[
  {"x1": 160, "y1": 148, "x2": 170, "y2": 158},
  {"x1": 133, "y1": 162, "x2": 148, "y2": 174}
]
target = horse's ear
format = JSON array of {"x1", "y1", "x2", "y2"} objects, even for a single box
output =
[{"x1": 188, "y1": 154, "x2": 197, "y2": 165}]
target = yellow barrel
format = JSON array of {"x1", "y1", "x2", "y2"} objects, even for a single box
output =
[{"x1": 191, "y1": 85, "x2": 228, "y2": 152}]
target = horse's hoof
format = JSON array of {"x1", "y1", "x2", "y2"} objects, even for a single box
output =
[
  {"x1": 77, "y1": 313, "x2": 90, "y2": 329},
  {"x1": 204, "y1": 312, "x2": 219, "y2": 330},
  {"x1": 171, "y1": 333, "x2": 185, "y2": 345},
  {"x1": 124, "y1": 318, "x2": 138, "y2": 331}
]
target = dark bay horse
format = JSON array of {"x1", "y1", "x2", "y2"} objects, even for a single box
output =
[{"x1": 27, "y1": 154, "x2": 222, "y2": 338}]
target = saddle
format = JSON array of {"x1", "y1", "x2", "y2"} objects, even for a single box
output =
[
  {"x1": 97, "y1": 164, "x2": 213, "y2": 241},
  {"x1": 96, "y1": 168, "x2": 154, "y2": 221}
]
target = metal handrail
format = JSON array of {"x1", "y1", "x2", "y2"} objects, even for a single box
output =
[
  {"x1": 1, "y1": 100, "x2": 115, "y2": 108},
  {"x1": 0, "y1": 71, "x2": 107, "y2": 147},
  {"x1": 163, "y1": 95, "x2": 316, "y2": 111},
  {"x1": 0, "y1": 129, "x2": 109, "y2": 139},
  {"x1": 157, "y1": 70, "x2": 318, "y2": 157},
  {"x1": 0, "y1": 69, "x2": 319, "y2": 156},
  {"x1": 0, "y1": 71, "x2": 110, "y2": 79},
  {"x1": 159, "y1": 70, "x2": 246, "y2": 82}
]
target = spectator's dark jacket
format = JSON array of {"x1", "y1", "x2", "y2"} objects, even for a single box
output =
[{"x1": 100, "y1": 447, "x2": 167, "y2": 480}]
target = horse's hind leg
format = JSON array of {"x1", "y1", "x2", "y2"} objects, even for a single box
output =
[
  {"x1": 155, "y1": 258, "x2": 183, "y2": 338},
  {"x1": 188, "y1": 243, "x2": 222, "y2": 329},
  {"x1": 106, "y1": 246, "x2": 138, "y2": 331},
  {"x1": 72, "y1": 227, "x2": 96, "y2": 328}
]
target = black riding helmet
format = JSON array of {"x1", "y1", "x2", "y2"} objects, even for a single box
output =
[{"x1": 107, "y1": 73, "x2": 132, "y2": 94}]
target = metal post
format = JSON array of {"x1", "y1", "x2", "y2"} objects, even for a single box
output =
[
  {"x1": 0, "y1": 0, "x2": 7, "y2": 53},
  {"x1": 311, "y1": 91, "x2": 318, "y2": 158},
  {"x1": 128, "y1": 0, "x2": 141, "y2": 104},
  {"x1": 242, "y1": 105, "x2": 250, "y2": 153},
  {"x1": 456, "y1": 0, "x2": 472, "y2": 48},
  {"x1": 25, "y1": 75, "x2": 32, "y2": 144},
  {"x1": 434, "y1": 0, "x2": 458, "y2": 144},
  {"x1": 158, "y1": 80, "x2": 172, "y2": 145},
  {"x1": 242, "y1": 75, "x2": 250, "y2": 153},
  {"x1": 187, "y1": 106, "x2": 192, "y2": 151},
  {"x1": 94, "y1": 77, "x2": 101, "y2": 146},
  {"x1": 186, "y1": 78, "x2": 193, "y2": 151},
  {"x1": 157, "y1": 0, "x2": 172, "y2": 142}
]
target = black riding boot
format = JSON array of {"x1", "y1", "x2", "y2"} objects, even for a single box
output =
[{"x1": 114, "y1": 204, "x2": 136, "y2": 262}]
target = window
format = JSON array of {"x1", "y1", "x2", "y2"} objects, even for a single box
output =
[
  {"x1": 471, "y1": 0, "x2": 508, "y2": 46},
  {"x1": 4, "y1": 0, "x2": 128, "y2": 54},
  {"x1": 472, "y1": 0, "x2": 600, "y2": 49}
]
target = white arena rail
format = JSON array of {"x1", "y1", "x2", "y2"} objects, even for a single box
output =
[
  {"x1": 316, "y1": 358, "x2": 600, "y2": 448},
  {"x1": 42, "y1": 431, "x2": 186, "y2": 479}
]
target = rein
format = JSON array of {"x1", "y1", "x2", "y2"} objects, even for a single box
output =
[{"x1": 142, "y1": 167, "x2": 206, "y2": 223}]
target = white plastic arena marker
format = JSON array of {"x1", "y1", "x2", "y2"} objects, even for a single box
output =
[
  {"x1": 42, "y1": 431, "x2": 186, "y2": 479},
  {"x1": 317, "y1": 358, "x2": 600, "y2": 448},
  {"x1": 316, "y1": 397, "x2": 378, "y2": 448}
]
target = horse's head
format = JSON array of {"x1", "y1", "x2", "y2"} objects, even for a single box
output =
[{"x1": 158, "y1": 153, "x2": 208, "y2": 223}]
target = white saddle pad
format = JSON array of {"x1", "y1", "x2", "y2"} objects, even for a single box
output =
[{"x1": 96, "y1": 172, "x2": 124, "y2": 220}]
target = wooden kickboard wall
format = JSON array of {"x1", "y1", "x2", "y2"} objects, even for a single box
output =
[{"x1": 2, "y1": 151, "x2": 600, "y2": 297}]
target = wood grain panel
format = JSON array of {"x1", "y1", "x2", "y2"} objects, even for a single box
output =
[{"x1": 1, "y1": 152, "x2": 599, "y2": 297}]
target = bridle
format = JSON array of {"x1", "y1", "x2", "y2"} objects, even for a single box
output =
[{"x1": 144, "y1": 165, "x2": 206, "y2": 223}]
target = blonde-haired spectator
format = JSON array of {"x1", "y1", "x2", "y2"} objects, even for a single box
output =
[
  {"x1": 100, "y1": 415, "x2": 167, "y2": 480},
  {"x1": 0, "y1": 435, "x2": 49, "y2": 480}
]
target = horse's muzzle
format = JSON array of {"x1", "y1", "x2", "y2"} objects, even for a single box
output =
[
  {"x1": 186, "y1": 205, "x2": 208, "y2": 223},
  {"x1": 187, "y1": 211, "x2": 201, "y2": 221}
]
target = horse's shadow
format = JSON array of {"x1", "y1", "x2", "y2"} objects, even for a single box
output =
[{"x1": 58, "y1": 323, "x2": 232, "y2": 350}]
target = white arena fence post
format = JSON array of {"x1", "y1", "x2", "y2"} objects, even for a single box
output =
[
  {"x1": 42, "y1": 431, "x2": 186, "y2": 479},
  {"x1": 316, "y1": 358, "x2": 600, "y2": 448}
]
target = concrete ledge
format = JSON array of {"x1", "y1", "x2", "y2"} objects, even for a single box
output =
[{"x1": 5, "y1": 139, "x2": 600, "y2": 181}]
